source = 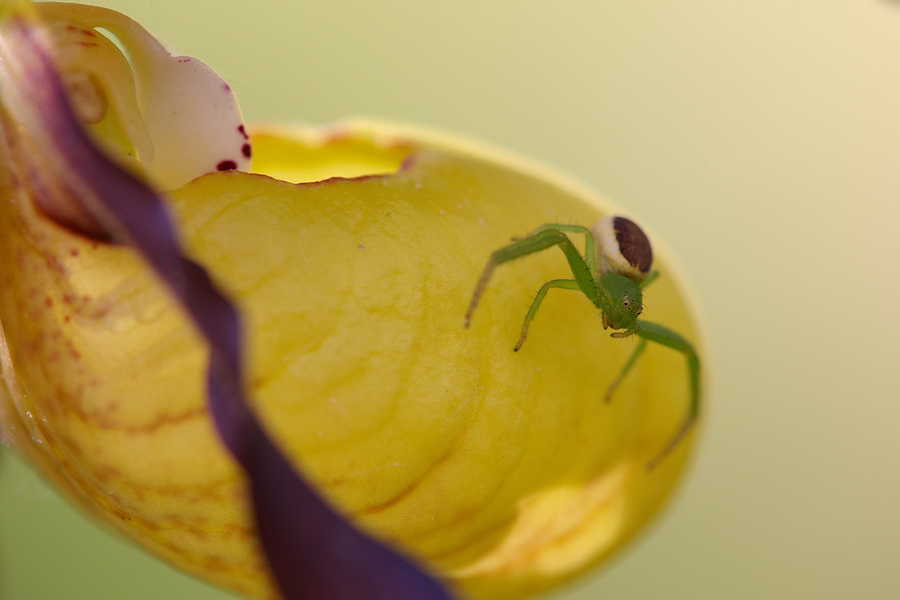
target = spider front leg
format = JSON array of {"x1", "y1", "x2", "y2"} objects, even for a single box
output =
[
  {"x1": 464, "y1": 227, "x2": 600, "y2": 329},
  {"x1": 521, "y1": 223, "x2": 597, "y2": 273},
  {"x1": 513, "y1": 279, "x2": 581, "y2": 351},
  {"x1": 605, "y1": 320, "x2": 700, "y2": 470},
  {"x1": 603, "y1": 336, "x2": 647, "y2": 403}
]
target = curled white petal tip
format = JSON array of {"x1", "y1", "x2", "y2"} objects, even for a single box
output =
[
  {"x1": 35, "y1": 2, "x2": 251, "y2": 190},
  {"x1": 135, "y1": 52, "x2": 251, "y2": 189}
]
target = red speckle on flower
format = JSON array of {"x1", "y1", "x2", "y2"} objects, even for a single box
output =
[
  {"x1": 242, "y1": 143, "x2": 251, "y2": 158},
  {"x1": 237, "y1": 125, "x2": 248, "y2": 139},
  {"x1": 217, "y1": 160, "x2": 237, "y2": 171},
  {"x1": 66, "y1": 25, "x2": 97, "y2": 37}
]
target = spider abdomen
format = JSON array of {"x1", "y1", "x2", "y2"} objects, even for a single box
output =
[{"x1": 593, "y1": 215, "x2": 653, "y2": 283}]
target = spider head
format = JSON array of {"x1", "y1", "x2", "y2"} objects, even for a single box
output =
[{"x1": 600, "y1": 272, "x2": 644, "y2": 332}]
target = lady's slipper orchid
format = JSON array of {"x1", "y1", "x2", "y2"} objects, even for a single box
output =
[{"x1": 0, "y1": 2, "x2": 704, "y2": 600}]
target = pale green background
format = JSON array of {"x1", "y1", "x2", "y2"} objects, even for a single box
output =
[{"x1": 2, "y1": 0, "x2": 900, "y2": 598}]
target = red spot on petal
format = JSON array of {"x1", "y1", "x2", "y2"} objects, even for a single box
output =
[
  {"x1": 242, "y1": 143, "x2": 252, "y2": 158},
  {"x1": 66, "y1": 26, "x2": 97, "y2": 37},
  {"x1": 237, "y1": 125, "x2": 248, "y2": 139},
  {"x1": 217, "y1": 160, "x2": 238, "y2": 171}
]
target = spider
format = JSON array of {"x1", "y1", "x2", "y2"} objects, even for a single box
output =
[{"x1": 465, "y1": 216, "x2": 700, "y2": 470}]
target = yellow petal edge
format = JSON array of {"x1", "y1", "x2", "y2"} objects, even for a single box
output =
[{"x1": 0, "y1": 118, "x2": 704, "y2": 600}]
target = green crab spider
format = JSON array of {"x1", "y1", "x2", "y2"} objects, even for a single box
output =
[{"x1": 464, "y1": 216, "x2": 700, "y2": 470}]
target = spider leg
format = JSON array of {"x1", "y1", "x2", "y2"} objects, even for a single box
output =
[
  {"x1": 514, "y1": 278, "x2": 581, "y2": 351},
  {"x1": 604, "y1": 337, "x2": 647, "y2": 403},
  {"x1": 525, "y1": 224, "x2": 596, "y2": 273},
  {"x1": 465, "y1": 227, "x2": 600, "y2": 328},
  {"x1": 640, "y1": 269, "x2": 659, "y2": 289},
  {"x1": 633, "y1": 320, "x2": 701, "y2": 471}
]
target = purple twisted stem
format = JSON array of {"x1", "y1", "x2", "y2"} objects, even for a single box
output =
[{"x1": 0, "y1": 14, "x2": 451, "y2": 600}]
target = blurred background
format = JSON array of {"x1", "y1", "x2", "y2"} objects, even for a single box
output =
[{"x1": 2, "y1": 0, "x2": 900, "y2": 598}]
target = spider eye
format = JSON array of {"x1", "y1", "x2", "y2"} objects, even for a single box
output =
[{"x1": 621, "y1": 294, "x2": 642, "y2": 314}]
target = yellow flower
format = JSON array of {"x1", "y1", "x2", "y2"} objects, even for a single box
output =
[{"x1": 0, "y1": 1, "x2": 704, "y2": 598}]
